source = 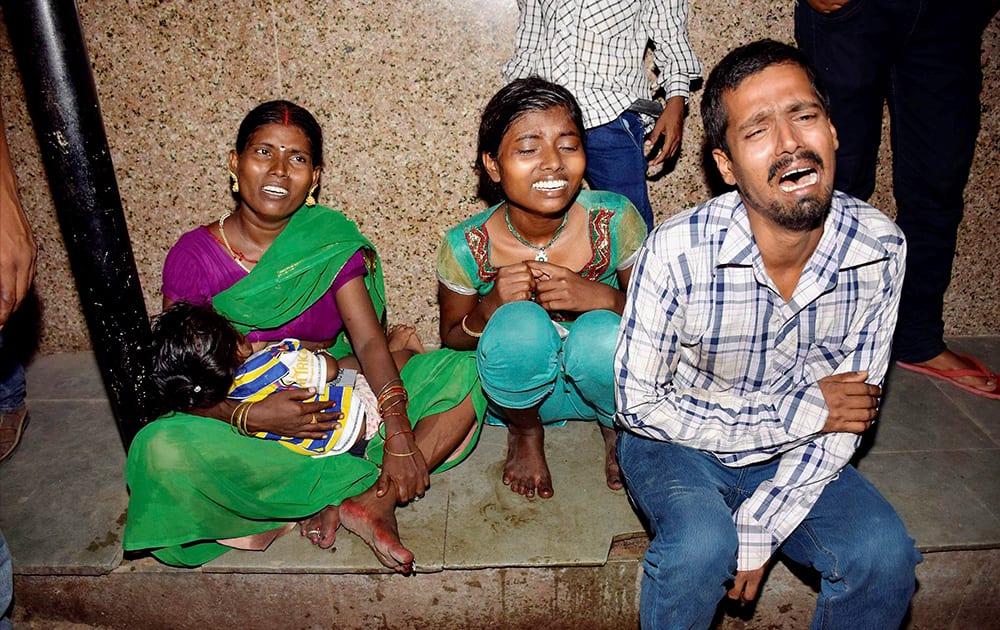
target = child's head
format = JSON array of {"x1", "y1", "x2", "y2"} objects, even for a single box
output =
[
  {"x1": 476, "y1": 77, "x2": 586, "y2": 205},
  {"x1": 150, "y1": 302, "x2": 246, "y2": 413}
]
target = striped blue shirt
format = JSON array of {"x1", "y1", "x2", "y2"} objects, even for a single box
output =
[{"x1": 614, "y1": 190, "x2": 906, "y2": 570}]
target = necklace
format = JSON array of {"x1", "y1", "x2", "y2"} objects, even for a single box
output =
[
  {"x1": 217, "y1": 214, "x2": 259, "y2": 272},
  {"x1": 504, "y1": 205, "x2": 570, "y2": 262}
]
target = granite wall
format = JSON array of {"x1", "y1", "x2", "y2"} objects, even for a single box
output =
[{"x1": 1, "y1": 1, "x2": 997, "y2": 353}]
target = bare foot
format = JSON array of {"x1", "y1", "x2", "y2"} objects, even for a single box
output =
[
  {"x1": 387, "y1": 324, "x2": 425, "y2": 354},
  {"x1": 911, "y1": 350, "x2": 998, "y2": 393},
  {"x1": 600, "y1": 425, "x2": 623, "y2": 491},
  {"x1": 339, "y1": 486, "x2": 415, "y2": 574},
  {"x1": 503, "y1": 427, "x2": 554, "y2": 499},
  {"x1": 300, "y1": 505, "x2": 340, "y2": 549}
]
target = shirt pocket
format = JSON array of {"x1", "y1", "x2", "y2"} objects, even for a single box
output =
[{"x1": 580, "y1": 1, "x2": 635, "y2": 40}]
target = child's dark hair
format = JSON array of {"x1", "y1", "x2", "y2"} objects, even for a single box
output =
[
  {"x1": 476, "y1": 77, "x2": 586, "y2": 205},
  {"x1": 150, "y1": 302, "x2": 244, "y2": 414}
]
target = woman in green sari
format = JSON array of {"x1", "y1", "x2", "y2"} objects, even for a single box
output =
[{"x1": 124, "y1": 101, "x2": 485, "y2": 573}]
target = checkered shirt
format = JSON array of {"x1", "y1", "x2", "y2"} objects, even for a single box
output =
[
  {"x1": 614, "y1": 190, "x2": 906, "y2": 570},
  {"x1": 503, "y1": 0, "x2": 703, "y2": 129}
]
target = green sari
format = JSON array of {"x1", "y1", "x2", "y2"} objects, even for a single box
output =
[{"x1": 124, "y1": 205, "x2": 485, "y2": 567}]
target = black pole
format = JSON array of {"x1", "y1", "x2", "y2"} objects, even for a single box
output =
[{"x1": 1, "y1": 0, "x2": 152, "y2": 449}]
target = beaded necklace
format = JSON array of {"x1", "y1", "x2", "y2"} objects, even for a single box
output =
[{"x1": 503, "y1": 205, "x2": 570, "y2": 262}]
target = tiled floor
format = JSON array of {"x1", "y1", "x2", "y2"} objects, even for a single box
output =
[{"x1": 1, "y1": 338, "x2": 997, "y2": 579}]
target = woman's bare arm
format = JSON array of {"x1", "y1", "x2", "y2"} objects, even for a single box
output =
[{"x1": 336, "y1": 275, "x2": 429, "y2": 503}]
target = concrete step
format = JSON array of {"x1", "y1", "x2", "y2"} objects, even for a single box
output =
[{"x1": 3, "y1": 339, "x2": 999, "y2": 628}]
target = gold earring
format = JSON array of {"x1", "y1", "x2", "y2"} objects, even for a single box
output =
[
  {"x1": 305, "y1": 186, "x2": 317, "y2": 207},
  {"x1": 230, "y1": 172, "x2": 239, "y2": 194}
]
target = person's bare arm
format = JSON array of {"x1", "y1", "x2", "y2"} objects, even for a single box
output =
[
  {"x1": 0, "y1": 105, "x2": 36, "y2": 328},
  {"x1": 438, "y1": 262, "x2": 536, "y2": 350},
  {"x1": 190, "y1": 389, "x2": 341, "y2": 439},
  {"x1": 336, "y1": 275, "x2": 428, "y2": 503}
]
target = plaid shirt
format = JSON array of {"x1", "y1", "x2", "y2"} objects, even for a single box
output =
[
  {"x1": 615, "y1": 191, "x2": 906, "y2": 570},
  {"x1": 503, "y1": 0, "x2": 703, "y2": 129}
]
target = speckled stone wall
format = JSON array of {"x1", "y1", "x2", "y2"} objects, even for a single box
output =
[{"x1": 1, "y1": 2, "x2": 997, "y2": 353}]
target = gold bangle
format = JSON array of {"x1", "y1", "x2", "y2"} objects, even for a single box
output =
[
  {"x1": 461, "y1": 314, "x2": 483, "y2": 338},
  {"x1": 230, "y1": 400, "x2": 253, "y2": 437},
  {"x1": 384, "y1": 449, "x2": 416, "y2": 457},
  {"x1": 376, "y1": 378, "x2": 404, "y2": 398}
]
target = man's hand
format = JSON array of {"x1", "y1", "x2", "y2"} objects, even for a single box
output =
[
  {"x1": 727, "y1": 562, "x2": 770, "y2": 603},
  {"x1": 805, "y1": 0, "x2": 850, "y2": 13},
  {"x1": 645, "y1": 96, "x2": 686, "y2": 167},
  {"x1": 817, "y1": 371, "x2": 881, "y2": 434}
]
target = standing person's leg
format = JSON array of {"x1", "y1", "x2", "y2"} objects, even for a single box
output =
[
  {"x1": 0, "y1": 529, "x2": 11, "y2": 630},
  {"x1": 618, "y1": 433, "x2": 740, "y2": 629},
  {"x1": 585, "y1": 112, "x2": 655, "y2": 230},
  {"x1": 779, "y1": 465, "x2": 920, "y2": 630},
  {"x1": 0, "y1": 331, "x2": 28, "y2": 462},
  {"x1": 794, "y1": 0, "x2": 897, "y2": 199},
  {"x1": 888, "y1": 3, "x2": 993, "y2": 386}
]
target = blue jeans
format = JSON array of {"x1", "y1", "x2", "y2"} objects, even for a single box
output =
[
  {"x1": 618, "y1": 433, "x2": 921, "y2": 630},
  {"x1": 477, "y1": 301, "x2": 619, "y2": 427},
  {"x1": 795, "y1": 0, "x2": 986, "y2": 363},
  {"x1": 585, "y1": 112, "x2": 655, "y2": 231},
  {"x1": 0, "y1": 529, "x2": 12, "y2": 629},
  {"x1": 0, "y1": 332, "x2": 26, "y2": 413}
]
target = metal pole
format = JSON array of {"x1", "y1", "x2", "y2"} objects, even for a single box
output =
[{"x1": 1, "y1": 0, "x2": 152, "y2": 449}]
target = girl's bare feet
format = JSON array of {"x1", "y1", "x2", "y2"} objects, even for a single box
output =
[
  {"x1": 300, "y1": 504, "x2": 340, "y2": 548},
  {"x1": 503, "y1": 426, "x2": 554, "y2": 498},
  {"x1": 387, "y1": 324, "x2": 425, "y2": 354},
  {"x1": 339, "y1": 485, "x2": 415, "y2": 574},
  {"x1": 600, "y1": 425, "x2": 623, "y2": 491}
]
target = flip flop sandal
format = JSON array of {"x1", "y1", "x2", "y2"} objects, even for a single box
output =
[{"x1": 896, "y1": 354, "x2": 1000, "y2": 400}]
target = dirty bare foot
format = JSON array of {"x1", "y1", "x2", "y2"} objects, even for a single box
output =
[
  {"x1": 387, "y1": 324, "x2": 425, "y2": 354},
  {"x1": 339, "y1": 486, "x2": 414, "y2": 574},
  {"x1": 600, "y1": 425, "x2": 623, "y2": 491},
  {"x1": 300, "y1": 504, "x2": 340, "y2": 549},
  {"x1": 503, "y1": 426, "x2": 553, "y2": 499}
]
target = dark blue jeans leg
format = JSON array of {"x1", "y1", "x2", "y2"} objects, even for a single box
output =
[
  {"x1": 887, "y1": 2, "x2": 984, "y2": 362},
  {"x1": 779, "y1": 465, "x2": 921, "y2": 630},
  {"x1": 0, "y1": 332, "x2": 26, "y2": 413},
  {"x1": 0, "y1": 529, "x2": 12, "y2": 630},
  {"x1": 794, "y1": 0, "x2": 900, "y2": 200},
  {"x1": 618, "y1": 433, "x2": 739, "y2": 629},
  {"x1": 584, "y1": 112, "x2": 655, "y2": 230}
]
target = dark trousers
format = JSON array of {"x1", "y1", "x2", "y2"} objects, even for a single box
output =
[{"x1": 795, "y1": 0, "x2": 987, "y2": 363}]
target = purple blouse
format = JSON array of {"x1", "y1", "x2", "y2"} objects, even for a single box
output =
[{"x1": 161, "y1": 226, "x2": 367, "y2": 343}]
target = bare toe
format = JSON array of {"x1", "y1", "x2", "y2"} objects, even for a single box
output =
[{"x1": 503, "y1": 429, "x2": 553, "y2": 499}]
